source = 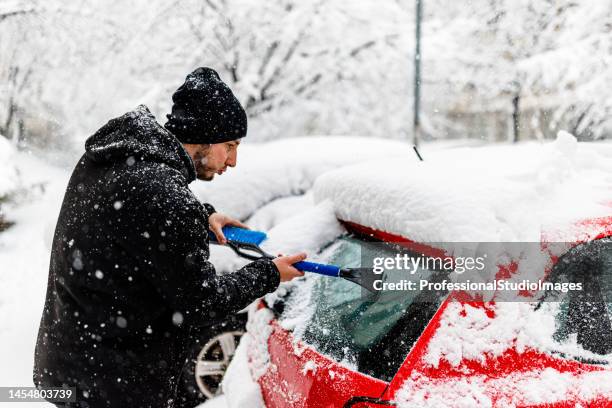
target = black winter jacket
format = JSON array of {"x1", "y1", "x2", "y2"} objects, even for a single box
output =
[{"x1": 33, "y1": 105, "x2": 279, "y2": 407}]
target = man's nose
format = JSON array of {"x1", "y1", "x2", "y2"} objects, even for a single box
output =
[{"x1": 226, "y1": 150, "x2": 237, "y2": 167}]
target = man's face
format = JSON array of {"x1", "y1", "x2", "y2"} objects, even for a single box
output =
[{"x1": 183, "y1": 140, "x2": 240, "y2": 181}]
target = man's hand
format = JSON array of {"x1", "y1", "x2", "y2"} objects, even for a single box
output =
[
  {"x1": 208, "y1": 212, "x2": 249, "y2": 245},
  {"x1": 273, "y1": 252, "x2": 307, "y2": 282}
]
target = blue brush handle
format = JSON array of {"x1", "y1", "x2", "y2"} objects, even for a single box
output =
[{"x1": 293, "y1": 261, "x2": 340, "y2": 277}]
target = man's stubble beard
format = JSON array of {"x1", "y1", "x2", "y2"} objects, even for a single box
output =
[
  {"x1": 197, "y1": 168, "x2": 214, "y2": 181},
  {"x1": 193, "y1": 149, "x2": 214, "y2": 181}
]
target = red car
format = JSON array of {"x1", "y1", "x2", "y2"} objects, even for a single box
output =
[
  {"x1": 243, "y1": 141, "x2": 612, "y2": 407},
  {"x1": 246, "y1": 218, "x2": 612, "y2": 407}
]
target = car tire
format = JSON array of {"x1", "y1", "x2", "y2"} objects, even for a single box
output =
[{"x1": 175, "y1": 313, "x2": 247, "y2": 407}]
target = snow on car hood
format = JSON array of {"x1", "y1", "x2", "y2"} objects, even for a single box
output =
[
  {"x1": 313, "y1": 132, "x2": 612, "y2": 242},
  {"x1": 190, "y1": 136, "x2": 414, "y2": 221}
]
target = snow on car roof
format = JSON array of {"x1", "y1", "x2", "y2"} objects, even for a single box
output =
[
  {"x1": 313, "y1": 132, "x2": 612, "y2": 242},
  {"x1": 190, "y1": 136, "x2": 415, "y2": 221}
]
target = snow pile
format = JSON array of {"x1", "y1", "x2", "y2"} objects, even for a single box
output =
[
  {"x1": 313, "y1": 132, "x2": 612, "y2": 242},
  {"x1": 396, "y1": 369, "x2": 612, "y2": 408},
  {"x1": 246, "y1": 193, "x2": 314, "y2": 231},
  {"x1": 261, "y1": 199, "x2": 344, "y2": 256},
  {"x1": 244, "y1": 305, "x2": 275, "y2": 381},
  {"x1": 220, "y1": 327, "x2": 266, "y2": 408},
  {"x1": 190, "y1": 136, "x2": 414, "y2": 221}
]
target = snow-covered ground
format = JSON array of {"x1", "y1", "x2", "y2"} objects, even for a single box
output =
[
  {"x1": 0, "y1": 146, "x2": 71, "y2": 407},
  {"x1": 0, "y1": 137, "x2": 19, "y2": 198}
]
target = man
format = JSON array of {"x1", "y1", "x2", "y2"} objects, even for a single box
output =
[{"x1": 33, "y1": 67, "x2": 305, "y2": 407}]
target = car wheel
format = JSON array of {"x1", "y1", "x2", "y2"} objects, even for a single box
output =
[
  {"x1": 177, "y1": 316, "x2": 246, "y2": 406},
  {"x1": 195, "y1": 330, "x2": 245, "y2": 398}
]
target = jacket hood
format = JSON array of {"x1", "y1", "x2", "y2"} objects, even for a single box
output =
[{"x1": 85, "y1": 105, "x2": 196, "y2": 183}]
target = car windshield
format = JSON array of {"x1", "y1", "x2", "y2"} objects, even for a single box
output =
[
  {"x1": 537, "y1": 238, "x2": 612, "y2": 362},
  {"x1": 277, "y1": 234, "x2": 449, "y2": 381}
]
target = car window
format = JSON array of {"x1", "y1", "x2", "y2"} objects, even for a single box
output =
[
  {"x1": 539, "y1": 238, "x2": 612, "y2": 361},
  {"x1": 279, "y1": 235, "x2": 449, "y2": 382}
]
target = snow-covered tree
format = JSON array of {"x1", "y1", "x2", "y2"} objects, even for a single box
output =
[
  {"x1": 417, "y1": 0, "x2": 612, "y2": 141},
  {"x1": 1, "y1": 0, "x2": 611, "y2": 147}
]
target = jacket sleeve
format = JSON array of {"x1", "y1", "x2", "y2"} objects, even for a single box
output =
[
  {"x1": 202, "y1": 202, "x2": 216, "y2": 216},
  {"x1": 119, "y1": 173, "x2": 279, "y2": 327}
]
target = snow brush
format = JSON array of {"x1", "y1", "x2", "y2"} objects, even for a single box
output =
[{"x1": 209, "y1": 226, "x2": 373, "y2": 291}]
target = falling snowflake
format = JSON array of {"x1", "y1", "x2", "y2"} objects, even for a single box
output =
[
  {"x1": 116, "y1": 316, "x2": 128, "y2": 328},
  {"x1": 172, "y1": 312, "x2": 184, "y2": 326}
]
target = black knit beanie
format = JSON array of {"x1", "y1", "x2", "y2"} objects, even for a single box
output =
[{"x1": 164, "y1": 67, "x2": 247, "y2": 144}]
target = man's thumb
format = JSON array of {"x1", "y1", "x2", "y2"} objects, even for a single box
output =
[
  {"x1": 289, "y1": 252, "x2": 307, "y2": 263},
  {"x1": 212, "y1": 225, "x2": 226, "y2": 244}
]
